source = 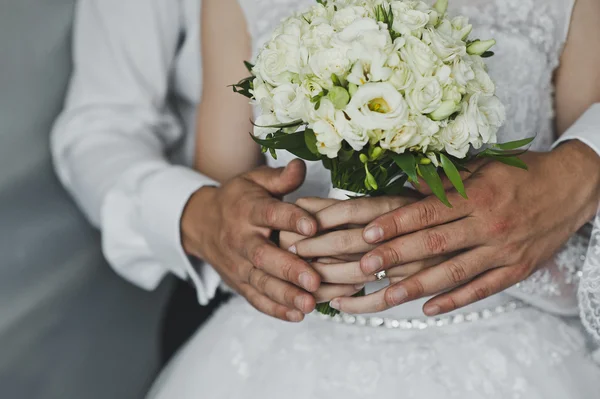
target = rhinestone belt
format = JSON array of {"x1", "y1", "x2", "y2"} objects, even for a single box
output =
[{"x1": 313, "y1": 300, "x2": 526, "y2": 330}]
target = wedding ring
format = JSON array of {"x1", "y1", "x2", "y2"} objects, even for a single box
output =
[{"x1": 375, "y1": 270, "x2": 387, "y2": 281}]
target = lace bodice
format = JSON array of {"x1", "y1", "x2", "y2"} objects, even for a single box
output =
[{"x1": 236, "y1": 0, "x2": 600, "y2": 341}]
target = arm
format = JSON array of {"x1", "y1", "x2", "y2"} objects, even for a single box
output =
[
  {"x1": 195, "y1": 0, "x2": 262, "y2": 181},
  {"x1": 51, "y1": 0, "x2": 221, "y2": 301}
]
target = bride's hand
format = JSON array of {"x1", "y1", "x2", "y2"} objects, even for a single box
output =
[
  {"x1": 182, "y1": 160, "x2": 322, "y2": 322},
  {"x1": 329, "y1": 142, "x2": 600, "y2": 316}
]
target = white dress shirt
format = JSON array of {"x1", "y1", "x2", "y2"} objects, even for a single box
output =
[
  {"x1": 51, "y1": 0, "x2": 600, "y2": 308},
  {"x1": 51, "y1": 0, "x2": 221, "y2": 305}
]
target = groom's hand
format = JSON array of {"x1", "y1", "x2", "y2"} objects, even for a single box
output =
[
  {"x1": 181, "y1": 160, "x2": 321, "y2": 322},
  {"x1": 329, "y1": 142, "x2": 600, "y2": 315}
]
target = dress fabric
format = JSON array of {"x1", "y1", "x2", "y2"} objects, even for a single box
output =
[{"x1": 148, "y1": 0, "x2": 600, "y2": 397}]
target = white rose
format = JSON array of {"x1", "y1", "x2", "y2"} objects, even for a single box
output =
[
  {"x1": 255, "y1": 48, "x2": 294, "y2": 86},
  {"x1": 465, "y1": 94, "x2": 506, "y2": 146},
  {"x1": 422, "y1": 28, "x2": 466, "y2": 62},
  {"x1": 406, "y1": 77, "x2": 443, "y2": 114},
  {"x1": 271, "y1": 83, "x2": 311, "y2": 123},
  {"x1": 331, "y1": 6, "x2": 370, "y2": 30},
  {"x1": 388, "y1": 62, "x2": 415, "y2": 91},
  {"x1": 311, "y1": 99, "x2": 343, "y2": 158},
  {"x1": 251, "y1": 77, "x2": 273, "y2": 112},
  {"x1": 300, "y1": 79, "x2": 324, "y2": 98},
  {"x1": 440, "y1": 114, "x2": 471, "y2": 158},
  {"x1": 309, "y1": 47, "x2": 352, "y2": 82},
  {"x1": 466, "y1": 64, "x2": 496, "y2": 96},
  {"x1": 435, "y1": 64, "x2": 452, "y2": 85},
  {"x1": 442, "y1": 83, "x2": 463, "y2": 103},
  {"x1": 391, "y1": 2, "x2": 430, "y2": 36},
  {"x1": 334, "y1": 111, "x2": 369, "y2": 151},
  {"x1": 253, "y1": 113, "x2": 280, "y2": 139},
  {"x1": 301, "y1": 23, "x2": 335, "y2": 51},
  {"x1": 380, "y1": 122, "x2": 420, "y2": 154},
  {"x1": 336, "y1": 17, "x2": 380, "y2": 43},
  {"x1": 346, "y1": 82, "x2": 409, "y2": 130},
  {"x1": 400, "y1": 36, "x2": 440, "y2": 78},
  {"x1": 451, "y1": 57, "x2": 475, "y2": 87},
  {"x1": 414, "y1": 113, "x2": 441, "y2": 137}
]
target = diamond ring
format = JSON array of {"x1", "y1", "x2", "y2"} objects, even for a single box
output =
[{"x1": 375, "y1": 270, "x2": 387, "y2": 281}]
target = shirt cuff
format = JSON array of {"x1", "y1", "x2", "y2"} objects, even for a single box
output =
[
  {"x1": 552, "y1": 104, "x2": 600, "y2": 156},
  {"x1": 139, "y1": 165, "x2": 221, "y2": 305}
]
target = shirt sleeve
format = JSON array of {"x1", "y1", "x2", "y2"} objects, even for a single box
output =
[
  {"x1": 553, "y1": 103, "x2": 600, "y2": 155},
  {"x1": 50, "y1": 0, "x2": 221, "y2": 304}
]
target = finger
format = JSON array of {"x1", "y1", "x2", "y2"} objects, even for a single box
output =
[
  {"x1": 379, "y1": 248, "x2": 496, "y2": 309},
  {"x1": 291, "y1": 228, "x2": 376, "y2": 259},
  {"x1": 314, "y1": 283, "x2": 365, "y2": 304},
  {"x1": 295, "y1": 197, "x2": 339, "y2": 214},
  {"x1": 386, "y1": 255, "x2": 450, "y2": 279},
  {"x1": 238, "y1": 283, "x2": 304, "y2": 323},
  {"x1": 312, "y1": 261, "x2": 377, "y2": 284},
  {"x1": 247, "y1": 267, "x2": 316, "y2": 314},
  {"x1": 279, "y1": 230, "x2": 304, "y2": 251},
  {"x1": 329, "y1": 286, "x2": 389, "y2": 314},
  {"x1": 251, "y1": 198, "x2": 317, "y2": 236},
  {"x1": 360, "y1": 219, "x2": 482, "y2": 274},
  {"x1": 315, "y1": 196, "x2": 416, "y2": 230},
  {"x1": 244, "y1": 159, "x2": 307, "y2": 196},
  {"x1": 245, "y1": 236, "x2": 321, "y2": 292},
  {"x1": 412, "y1": 158, "x2": 489, "y2": 195},
  {"x1": 363, "y1": 193, "x2": 473, "y2": 244},
  {"x1": 422, "y1": 265, "x2": 525, "y2": 316}
]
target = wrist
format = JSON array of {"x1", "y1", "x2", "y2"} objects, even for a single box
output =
[
  {"x1": 551, "y1": 140, "x2": 600, "y2": 222},
  {"x1": 181, "y1": 185, "x2": 219, "y2": 258}
]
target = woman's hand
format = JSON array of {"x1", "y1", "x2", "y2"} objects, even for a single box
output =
[
  {"x1": 182, "y1": 160, "x2": 322, "y2": 322},
  {"x1": 328, "y1": 142, "x2": 600, "y2": 316}
]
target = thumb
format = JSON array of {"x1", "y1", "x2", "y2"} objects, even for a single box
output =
[
  {"x1": 245, "y1": 159, "x2": 307, "y2": 196},
  {"x1": 413, "y1": 158, "x2": 489, "y2": 195}
]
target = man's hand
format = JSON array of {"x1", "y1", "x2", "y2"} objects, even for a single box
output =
[
  {"x1": 181, "y1": 160, "x2": 322, "y2": 322},
  {"x1": 328, "y1": 141, "x2": 600, "y2": 315}
]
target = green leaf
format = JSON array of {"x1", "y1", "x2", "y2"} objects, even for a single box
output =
[
  {"x1": 304, "y1": 129, "x2": 319, "y2": 156},
  {"x1": 491, "y1": 156, "x2": 529, "y2": 170},
  {"x1": 252, "y1": 119, "x2": 303, "y2": 129},
  {"x1": 481, "y1": 51, "x2": 495, "y2": 58},
  {"x1": 251, "y1": 131, "x2": 306, "y2": 150},
  {"x1": 243, "y1": 61, "x2": 255, "y2": 74},
  {"x1": 440, "y1": 154, "x2": 467, "y2": 199},
  {"x1": 493, "y1": 137, "x2": 535, "y2": 150},
  {"x1": 287, "y1": 146, "x2": 321, "y2": 161},
  {"x1": 339, "y1": 149, "x2": 354, "y2": 162},
  {"x1": 419, "y1": 164, "x2": 452, "y2": 208},
  {"x1": 390, "y1": 153, "x2": 418, "y2": 183}
]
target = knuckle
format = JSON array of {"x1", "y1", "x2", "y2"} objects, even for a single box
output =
[
  {"x1": 411, "y1": 278, "x2": 426, "y2": 297},
  {"x1": 471, "y1": 283, "x2": 493, "y2": 302},
  {"x1": 280, "y1": 260, "x2": 295, "y2": 282},
  {"x1": 256, "y1": 273, "x2": 271, "y2": 292},
  {"x1": 487, "y1": 217, "x2": 511, "y2": 238},
  {"x1": 263, "y1": 203, "x2": 278, "y2": 226},
  {"x1": 416, "y1": 203, "x2": 438, "y2": 227},
  {"x1": 283, "y1": 288, "x2": 297, "y2": 306},
  {"x1": 385, "y1": 246, "x2": 403, "y2": 266},
  {"x1": 444, "y1": 260, "x2": 468, "y2": 285},
  {"x1": 444, "y1": 296, "x2": 460, "y2": 312},
  {"x1": 334, "y1": 233, "x2": 354, "y2": 252},
  {"x1": 424, "y1": 231, "x2": 448, "y2": 254},
  {"x1": 251, "y1": 244, "x2": 268, "y2": 267},
  {"x1": 471, "y1": 186, "x2": 494, "y2": 208}
]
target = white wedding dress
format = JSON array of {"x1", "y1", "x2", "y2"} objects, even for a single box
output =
[{"x1": 148, "y1": 0, "x2": 600, "y2": 397}]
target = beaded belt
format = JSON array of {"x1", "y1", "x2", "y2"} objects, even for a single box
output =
[{"x1": 313, "y1": 300, "x2": 526, "y2": 330}]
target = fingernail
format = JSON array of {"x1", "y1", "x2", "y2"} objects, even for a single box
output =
[
  {"x1": 286, "y1": 310, "x2": 303, "y2": 322},
  {"x1": 297, "y1": 218, "x2": 313, "y2": 236},
  {"x1": 390, "y1": 286, "x2": 408, "y2": 305},
  {"x1": 354, "y1": 284, "x2": 366, "y2": 291},
  {"x1": 362, "y1": 255, "x2": 383, "y2": 274},
  {"x1": 330, "y1": 299, "x2": 341, "y2": 310},
  {"x1": 364, "y1": 226, "x2": 384, "y2": 243},
  {"x1": 424, "y1": 304, "x2": 440, "y2": 316},
  {"x1": 294, "y1": 295, "x2": 306, "y2": 313},
  {"x1": 288, "y1": 245, "x2": 297, "y2": 254},
  {"x1": 299, "y1": 272, "x2": 314, "y2": 291}
]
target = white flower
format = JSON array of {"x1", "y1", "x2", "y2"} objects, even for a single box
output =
[
  {"x1": 422, "y1": 27, "x2": 466, "y2": 62},
  {"x1": 335, "y1": 111, "x2": 369, "y2": 151},
  {"x1": 331, "y1": 6, "x2": 370, "y2": 30},
  {"x1": 251, "y1": 77, "x2": 273, "y2": 112},
  {"x1": 451, "y1": 57, "x2": 475, "y2": 87},
  {"x1": 388, "y1": 62, "x2": 415, "y2": 91},
  {"x1": 465, "y1": 94, "x2": 506, "y2": 147},
  {"x1": 437, "y1": 17, "x2": 473, "y2": 41},
  {"x1": 435, "y1": 64, "x2": 452, "y2": 85},
  {"x1": 271, "y1": 83, "x2": 311, "y2": 123},
  {"x1": 302, "y1": 23, "x2": 335, "y2": 51},
  {"x1": 311, "y1": 99, "x2": 343, "y2": 158},
  {"x1": 346, "y1": 82, "x2": 409, "y2": 130},
  {"x1": 253, "y1": 113, "x2": 280, "y2": 139},
  {"x1": 440, "y1": 114, "x2": 471, "y2": 158},
  {"x1": 391, "y1": 1, "x2": 430, "y2": 36},
  {"x1": 406, "y1": 77, "x2": 443, "y2": 114},
  {"x1": 466, "y1": 64, "x2": 496, "y2": 96},
  {"x1": 300, "y1": 79, "x2": 324, "y2": 98},
  {"x1": 347, "y1": 50, "x2": 393, "y2": 85},
  {"x1": 400, "y1": 36, "x2": 440, "y2": 78},
  {"x1": 309, "y1": 47, "x2": 352, "y2": 83},
  {"x1": 336, "y1": 18, "x2": 381, "y2": 43},
  {"x1": 414, "y1": 113, "x2": 441, "y2": 137},
  {"x1": 254, "y1": 48, "x2": 293, "y2": 86},
  {"x1": 380, "y1": 122, "x2": 420, "y2": 154}
]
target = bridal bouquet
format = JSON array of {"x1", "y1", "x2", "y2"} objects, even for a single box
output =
[{"x1": 233, "y1": 0, "x2": 532, "y2": 316}]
